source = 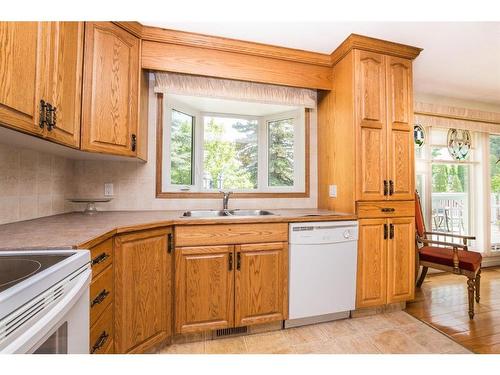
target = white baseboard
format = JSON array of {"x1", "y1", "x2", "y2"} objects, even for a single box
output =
[{"x1": 481, "y1": 255, "x2": 500, "y2": 268}]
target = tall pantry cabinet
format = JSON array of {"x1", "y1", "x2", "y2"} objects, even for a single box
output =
[{"x1": 318, "y1": 35, "x2": 422, "y2": 309}]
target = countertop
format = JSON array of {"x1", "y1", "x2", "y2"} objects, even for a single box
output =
[{"x1": 0, "y1": 209, "x2": 357, "y2": 250}]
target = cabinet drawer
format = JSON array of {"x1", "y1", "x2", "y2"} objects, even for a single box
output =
[
  {"x1": 90, "y1": 303, "x2": 113, "y2": 354},
  {"x1": 90, "y1": 238, "x2": 113, "y2": 276},
  {"x1": 175, "y1": 223, "x2": 288, "y2": 247},
  {"x1": 90, "y1": 265, "x2": 113, "y2": 326},
  {"x1": 357, "y1": 201, "x2": 415, "y2": 219}
]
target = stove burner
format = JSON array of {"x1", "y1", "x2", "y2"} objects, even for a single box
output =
[
  {"x1": 0, "y1": 258, "x2": 42, "y2": 290},
  {"x1": 0, "y1": 254, "x2": 71, "y2": 293}
]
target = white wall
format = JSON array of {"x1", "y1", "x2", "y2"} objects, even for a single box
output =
[{"x1": 72, "y1": 75, "x2": 318, "y2": 212}]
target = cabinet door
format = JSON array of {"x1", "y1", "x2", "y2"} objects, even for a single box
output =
[
  {"x1": 175, "y1": 245, "x2": 234, "y2": 333},
  {"x1": 387, "y1": 217, "x2": 415, "y2": 303},
  {"x1": 81, "y1": 22, "x2": 140, "y2": 156},
  {"x1": 45, "y1": 22, "x2": 84, "y2": 148},
  {"x1": 386, "y1": 56, "x2": 414, "y2": 200},
  {"x1": 235, "y1": 242, "x2": 288, "y2": 327},
  {"x1": 354, "y1": 50, "x2": 387, "y2": 201},
  {"x1": 0, "y1": 22, "x2": 45, "y2": 135},
  {"x1": 114, "y1": 228, "x2": 172, "y2": 353},
  {"x1": 356, "y1": 219, "x2": 387, "y2": 308}
]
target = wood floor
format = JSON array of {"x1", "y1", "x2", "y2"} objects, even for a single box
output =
[
  {"x1": 158, "y1": 311, "x2": 469, "y2": 354},
  {"x1": 406, "y1": 267, "x2": 500, "y2": 354}
]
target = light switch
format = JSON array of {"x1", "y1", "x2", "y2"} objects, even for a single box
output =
[
  {"x1": 329, "y1": 185, "x2": 337, "y2": 198},
  {"x1": 104, "y1": 183, "x2": 114, "y2": 196}
]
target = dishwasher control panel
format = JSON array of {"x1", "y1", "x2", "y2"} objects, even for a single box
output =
[{"x1": 290, "y1": 221, "x2": 358, "y2": 245}]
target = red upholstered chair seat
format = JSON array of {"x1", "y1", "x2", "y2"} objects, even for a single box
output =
[{"x1": 418, "y1": 246, "x2": 482, "y2": 272}]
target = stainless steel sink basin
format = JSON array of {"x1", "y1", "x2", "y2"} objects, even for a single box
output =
[
  {"x1": 182, "y1": 210, "x2": 227, "y2": 217},
  {"x1": 182, "y1": 209, "x2": 275, "y2": 217},
  {"x1": 227, "y1": 210, "x2": 274, "y2": 216}
]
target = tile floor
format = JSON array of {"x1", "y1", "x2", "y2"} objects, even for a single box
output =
[{"x1": 158, "y1": 311, "x2": 471, "y2": 354}]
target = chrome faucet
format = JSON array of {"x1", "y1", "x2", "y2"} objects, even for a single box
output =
[{"x1": 220, "y1": 191, "x2": 232, "y2": 211}]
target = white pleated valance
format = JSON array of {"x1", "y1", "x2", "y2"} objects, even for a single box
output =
[
  {"x1": 415, "y1": 102, "x2": 500, "y2": 134},
  {"x1": 154, "y1": 72, "x2": 317, "y2": 108}
]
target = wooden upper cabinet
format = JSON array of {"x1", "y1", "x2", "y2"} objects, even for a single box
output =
[
  {"x1": 386, "y1": 217, "x2": 415, "y2": 303},
  {"x1": 355, "y1": 50, "x2": 387, "y2": 201},
  {"x1": 355, "y1": 50, "x2": 386, "y2": 128},
  {"x1": 386, "y1": 56, "x2": 414, "y2": 200},
  {"x1": 114, "y1": 228, "x2": 171, "y2": 354},
  {"x1": 44, "y1": 22, "x2": 84, "y2": 148},
  {"x1": 175, "y1": 245, "x2": 234, "y2": 333},
  {"x1": 81, "y1": 22, "x2": 140, "y2": 157},
  {"x1": 356, "y1": 219, "x2": 387, "y2": 308},
  {"x1": 354, "y1": 51, "x2": 414, "y2": 202},
  {"x1": 235, "y1": 242, "x2": 288, "y2": 327},
  {"x1": 0, "y1": 22, "x2": 44, "y2": 135}
]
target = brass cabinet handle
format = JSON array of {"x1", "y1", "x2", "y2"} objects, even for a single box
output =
[
  {"x1": 131, "y1": 134, "x2": 137, "y2": 152},
  {"x1": 384, "y1": 224, "x2": 388, "y2": 240},
  {"x1": 91, "y1": 252, "x2": 110, "y2": 266},
  {"x1": 381, "y1": 208, "x2": 396, "y2": 213},
  {"x1": 39, "y1": 100, "x2": 47, "y2": 129},
  {"x1": 390, "y1": 224, "x2": 394, "y2": 239},
  {"x1": 91, "y1": 331, "x2": 109, "y2": 354},
  {"x1": 236, "y1": 252, "x2": 241, "y2": 270},
  {"x1": 389, "y1": 180, "x2": 394, "y2": 196},
  {"x1": 383, "y1": 180, "x2": 388, "y2": 196},
  {"x1": 91, "y1": 289, "x2": 110, "y2": 308},
  {"x1": 228, "y1": 253, "x2": 233, "y2": 271},
  {"x1": 46, "y1": 103, "x2": 56, "y2": 131},
  {"x1": 167, "y1": 233, "x2": 173, "y2": 253}
]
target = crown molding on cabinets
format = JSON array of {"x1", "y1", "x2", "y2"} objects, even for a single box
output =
[
  {"x1": 330, "y1": 33, "x2": 423, "y2": 66},
  {"x1": 118, "y1": 22, "x2": 333, "y2": 67}
]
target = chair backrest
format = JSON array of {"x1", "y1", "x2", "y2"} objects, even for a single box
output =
[{"x1": 415, "y1": 190, "x2": 426, "y2": 239}]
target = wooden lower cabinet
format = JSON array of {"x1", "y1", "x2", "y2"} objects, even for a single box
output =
[
  {"x1": 356, "y1": 219, "x2": 387, "y2": 308},
  {"x1": 356, "y1": 216, "x2": 415, "y2": 308},
  {"x1": 175, "y1": 245, "x2": 234, "y2": 333},
  {"x1": 174, "y1": 241, "x2": 289, "y2": 334},
  {"x1": 235, "y1": 242, "x2": 288, "y2": 326},
  {"x1": 114, "y1": 227, "x2": 172, "y2": 353},
  {"x1": 387, "y1": 217, "x2": 415, "y2": 303}
]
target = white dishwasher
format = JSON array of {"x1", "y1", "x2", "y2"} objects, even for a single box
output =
[{"x1": 285, "y1": 221, "x2": 358, "y2": 328}]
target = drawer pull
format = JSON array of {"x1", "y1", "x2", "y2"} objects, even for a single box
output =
[
  {"x1": 91, "y1": 252, "x2": 110, "y2": 266},
  {"x1": 91, "y1": 331, "x2": 109, "y2": 354},
  {"x1": 91, "y1": 289, "x2": 110, "y2": 307},
  {"x1": 381, "y1": 208, "x2": 395, "y2": 213}
]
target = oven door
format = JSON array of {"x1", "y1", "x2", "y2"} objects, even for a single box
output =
[{"x1": 1, "y1": 267, "x2": 91, "y2": 354}]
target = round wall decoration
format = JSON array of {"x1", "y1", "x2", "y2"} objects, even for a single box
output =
[
  {"x1": 413, "y1": 124, "x2": 426, "y2": 148},
  {"x1": 447, "y1": 128, "x2": 471, "y2": 160}
]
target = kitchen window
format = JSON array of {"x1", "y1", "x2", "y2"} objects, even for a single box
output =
[{"x1": 159, "y1": 94, "x2": 307, "y2": 196}]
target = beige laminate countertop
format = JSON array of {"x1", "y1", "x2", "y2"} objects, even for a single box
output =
[{"x1": 0, "y1": 209, "x2": 357, "y2": 251}]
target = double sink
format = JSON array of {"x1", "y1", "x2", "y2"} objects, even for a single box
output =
[{"x1": 183, "y1": 209, "x2": 274, "y2": 217}]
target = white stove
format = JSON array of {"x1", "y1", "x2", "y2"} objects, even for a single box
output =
[{"x1": 0, "y1": 250, "x2": 91, "y2": 354}]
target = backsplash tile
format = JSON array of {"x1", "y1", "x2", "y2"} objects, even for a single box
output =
[{"x1": 0, "y1": 144, "x2": 75, "y2": 225}]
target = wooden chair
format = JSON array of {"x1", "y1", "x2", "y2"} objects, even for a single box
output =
[{"x1": 415, "y1": 191, "x2": 482, "y2": 319}]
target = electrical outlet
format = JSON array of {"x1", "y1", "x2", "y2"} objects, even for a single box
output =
[
  {"x1": 104, "y1": 183, "x2": 114, "y2": 196},
  {"x1": 329, "y1": 185, "x2": 337, "y2": 198}
]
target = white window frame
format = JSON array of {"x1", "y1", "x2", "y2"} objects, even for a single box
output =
[{"x1": 162, "y1": 99, "x2": 306, "y2": 193}]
